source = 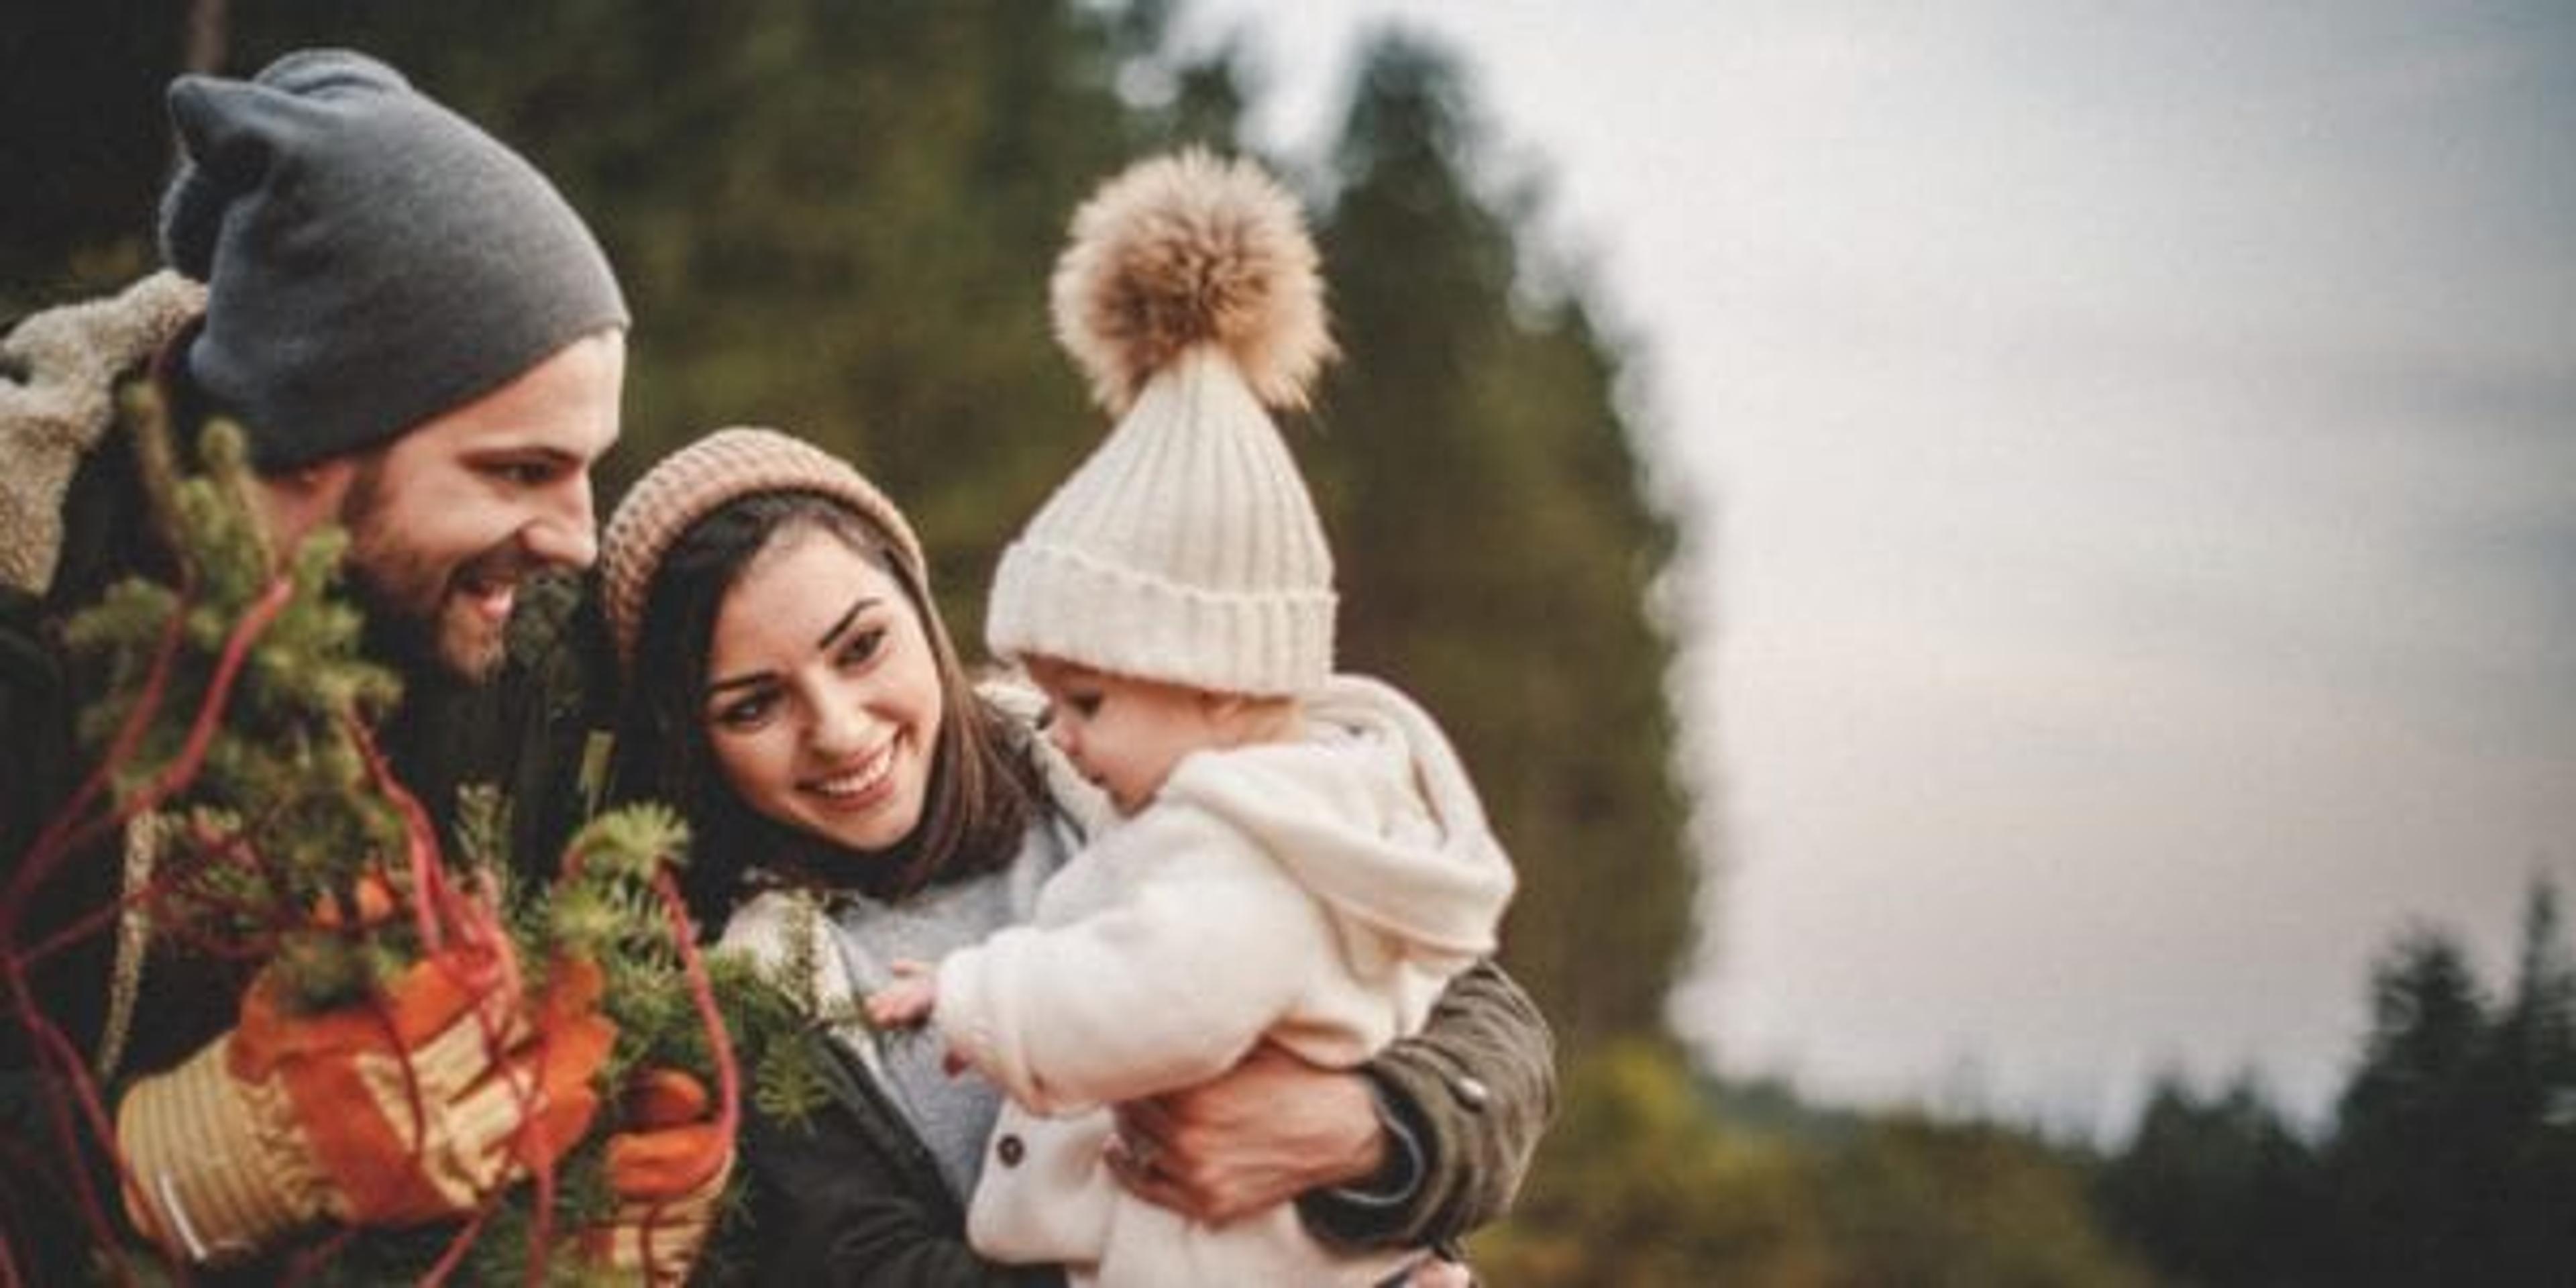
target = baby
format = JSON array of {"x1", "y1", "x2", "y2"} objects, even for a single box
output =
[{"x1": 866, "y1": 151, "x2": 1517, "y2": 1286}]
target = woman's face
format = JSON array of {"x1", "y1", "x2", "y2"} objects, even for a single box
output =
[{"x1": 700, "y1": 525, "x2": 945, "y2": 855}]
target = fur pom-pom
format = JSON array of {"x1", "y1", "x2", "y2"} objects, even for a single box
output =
[{"x1": 1051, "y1": 150, "x2": 1335, "y2": 415}]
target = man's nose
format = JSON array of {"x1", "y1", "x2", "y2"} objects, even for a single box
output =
[{"x1": 523, "y1": 476, "x2": 599, "y2": 569}]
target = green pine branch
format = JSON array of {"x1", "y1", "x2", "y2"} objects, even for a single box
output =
[
  {"x1": 55, "y1": 393, "x2": 811, "y2": 1278},
  {"x1": 64, "y1": 396, "x2": 409, "y2": 1008}
]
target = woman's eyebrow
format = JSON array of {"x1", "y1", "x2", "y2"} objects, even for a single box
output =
[
  {"x1": 705, "y1": 669, "x2": 773, "y2": 696},
  {"x1": 816, "y1": 596, "x2": 882, "y2": 649}
]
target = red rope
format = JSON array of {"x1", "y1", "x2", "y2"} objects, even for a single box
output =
[
  {"x1": 637, "y1": 865, "x2": 742, "y2": 1283},
  {"x1": 2, "y1": 574, "x2": 294, "y2": 1287},
  {"x1": 658, "y1": 866, "x2": 741, "y2": 1187},
  {"x1": 15, "y1": 576, "x2": 294, "y2": 912},
  {"x1": 4, "y1": 576, "x2": 195, "y2": 922}
]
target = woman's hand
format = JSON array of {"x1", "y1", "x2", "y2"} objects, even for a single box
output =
[{"x1": 1108, "y1": 1042, "x2": 1384, "y2": 1223}]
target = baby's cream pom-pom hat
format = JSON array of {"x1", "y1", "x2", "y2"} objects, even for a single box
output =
[{"x1": 984, "y1": 150, "x2": 1340, "y2": 699}]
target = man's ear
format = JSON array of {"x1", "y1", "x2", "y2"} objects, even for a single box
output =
[{"x1": 246, "y1": 456, "x2": 360, "y2": 557}]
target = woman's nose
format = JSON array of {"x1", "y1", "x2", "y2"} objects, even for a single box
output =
[{"x1": 808, "y1": 686, "x2": 871, "y2": 757}]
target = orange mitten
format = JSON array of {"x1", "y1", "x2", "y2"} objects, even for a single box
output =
[
  {"x1": 117, "y1": 943, "x2": 616, "y2": 1263},
  {"x1": 581, "y1": 1068, "x2": 735, "y2": 1287}
]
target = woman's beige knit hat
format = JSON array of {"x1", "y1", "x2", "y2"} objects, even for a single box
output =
[
  {"x1": 600, "y1": 426, "x2": 924, "y2": 667},
  {"x1": 985, "y1": 150, "x2": 1340, "y2": 698}
]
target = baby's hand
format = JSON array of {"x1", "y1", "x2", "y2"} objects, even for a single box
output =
[{"x1": 865, "y1": 959, "x2": 938, "y2": 1029}]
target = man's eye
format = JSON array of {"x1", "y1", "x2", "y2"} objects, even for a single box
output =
[
  {"x1": 1069, "y1": 693, "x2": 1102, "y2": 719},
  {"x1": 486, "y1": 460, "x2": 558, "y2": 486}
]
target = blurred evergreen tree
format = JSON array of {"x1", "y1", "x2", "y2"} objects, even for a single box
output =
[
  {"x1": 0, "y1": 0, "x2": 185, "y2": 310},
  {"x1": 2487, "y1": 881, "x2": 2576, "y2": 1274},
  {"x1": 2327, "y1": 928, "x2": 2502, "y2": 1283},
  {"x1": 2322, "y1": 881, "x2": 2576, "y2": 1285},
  {"x1": 2100, "y1": 879, "x2": 2576, "y2": 1287},
  {"x1": 2095, "y1": 1071, "x2": 2324, "y2": 1286},
  {"x1": 1313, "y1": 34, "x2": 1695, "y2": 1046}
]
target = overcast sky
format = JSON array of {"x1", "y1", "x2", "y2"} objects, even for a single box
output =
[{"x1": 1183, "y1": 0, "x2": 2576, "y2": 1132}]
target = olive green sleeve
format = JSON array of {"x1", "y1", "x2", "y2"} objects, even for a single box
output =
[{"x1": 1298, "y1": 957, "x2": 1558, "y2": 1250}]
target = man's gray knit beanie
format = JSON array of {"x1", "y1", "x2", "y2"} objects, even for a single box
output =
[{"x1": 160, "y1": 49, "x2": 628, "y2": 472}]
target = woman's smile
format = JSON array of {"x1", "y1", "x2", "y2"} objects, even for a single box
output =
[{"x1": 805, "y1": 740, "x2": 900, "y2": 811}]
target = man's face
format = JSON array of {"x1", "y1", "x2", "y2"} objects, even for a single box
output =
[{"x1": 341, "y1": 329, "x2": 625, "y2": 681}]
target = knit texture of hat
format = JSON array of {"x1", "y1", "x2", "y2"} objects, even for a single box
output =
[
  {"x1": 600, "y1": 427, "x2": 926, "y2": 668},
  {"x1": 985, "y1": 150, "x2": 1339, "y2": 698},
  {"x1": 160, "y1": 48, "x2": 628, "y2": 472}
]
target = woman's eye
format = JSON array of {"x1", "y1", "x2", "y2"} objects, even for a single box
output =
[
  {"x1": 839, "y1": 627, "x2": 887, "y2": 668},
  {"x1": 710, "y1": 692, "x2": 776, "y2": 731}
]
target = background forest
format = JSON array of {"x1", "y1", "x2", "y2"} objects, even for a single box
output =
[{"x1": 6, "y1": 1, "x2": 2570, "y2": 1282}]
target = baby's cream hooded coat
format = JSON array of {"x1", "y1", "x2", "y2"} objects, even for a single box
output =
[{"x1": 936, "y1": 675, "x2": 1517, "y2": 1287}]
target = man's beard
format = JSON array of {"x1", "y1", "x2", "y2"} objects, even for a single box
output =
[{"x1": 339, "y1": 463, "x2": 520, "y2": 685}]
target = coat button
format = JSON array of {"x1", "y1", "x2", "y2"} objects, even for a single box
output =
[
  {"x1": 1451, "y1": 1074, "x2": 1491, "y2": 1111},
  {"x1": 996, "y1": 1134, "x2": 1025, "y2": 1167}
]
